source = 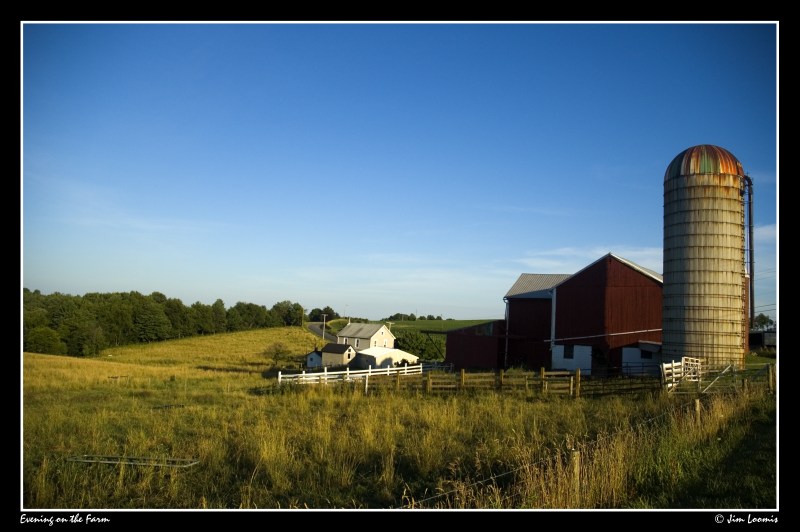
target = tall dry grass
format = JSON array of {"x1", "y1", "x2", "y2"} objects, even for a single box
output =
[{"x1": 22, "y1": 332, "x2": 776, "y2": 510}]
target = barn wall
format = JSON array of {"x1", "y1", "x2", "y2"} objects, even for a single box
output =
[
  {"x1": 551, "y1": 344, "x2": 593, "y2": 374},
  {"x1": 506, "y1": 298, "x2": 553, "y2": 370},
  {"x1": 621, "y1": 347, "x2": 662, "y2": 375},
  {"x1": 506, "y1": 338, "x2": 551, "y2": 370},
  {"x1": 507, "y1": 299, "x2": 552, "y2": 338},
  {"x1": 554, "y1": 259, "x2": 607, "y2": 345},
  {"x1": 604, "y1": 258, "x2": 663, "y2": 349},
  {"x1": 556, "y1": 256, "x2": 664, "y2": 347},
  {"x1": 445, "y1": 320, "x2": 505, "y2": 370}
]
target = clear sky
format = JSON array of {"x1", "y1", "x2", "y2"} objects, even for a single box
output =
[{"x1": 21, "y1": 22, "x2": 778, "y2": 323}]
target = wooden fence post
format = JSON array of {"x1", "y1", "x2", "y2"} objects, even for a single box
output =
[
  {"x1": 695, "y1": 398, "x2": 701, "y2": 427},
  {"x1": 767, "y1": 364, "x2": 775, "y2": 394},
  {"x1": 540, "y1": 367, "x2": 546, "y2": 393},
  {"x1": 426, "y1": 372, "x2": 432, "y2": 394},
  {"x1": 460, "y1": 369, "x2": 466, "y2": 391},
  {"x1": 574, "y1": 368, "x2": 581, "y2": 398},
  {"x1": 396, "y1": 372, "x2": 401, "y2": 392},
  {"x1": 570, "y1": 449, "x2": 581, "y2": 507},
  {"x1": 498, "y1": 369, "x2": 504, "y2": 390},
  {"x1": 278, "y1": 371, "x2": 282, "y2": 387}
]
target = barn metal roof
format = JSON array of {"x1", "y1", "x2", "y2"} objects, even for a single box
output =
[
  {"x1": 608, "y1": 254, "x2": 663, "y2": 284},
  {"x1": 505, "y1": 254, "x2": 662, "y2": 300},
  {"x1": 337, "y1": 323, "x2": 394, "y2": 339},
  {"x1": 555, "y1": 253, "x2": 663, "y2": 286},
  {"x1": 504, "y1": 273, "x2": 572, "y2": 299}
]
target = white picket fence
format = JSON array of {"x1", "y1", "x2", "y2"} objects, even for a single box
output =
[
  {"x1": 277, "y1": 361, "x2": 453, "y2": 386},
  {"x1": 660, "y1": 356, "x2": 702, "y2": 392}
]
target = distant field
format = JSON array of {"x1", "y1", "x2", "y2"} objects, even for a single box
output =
[
  {"x1": 327, "y1": 318, "x2": 494, "y2": 336},
  {"x1": 387, "y1": 319, "x2": 495, "y2": 333}
]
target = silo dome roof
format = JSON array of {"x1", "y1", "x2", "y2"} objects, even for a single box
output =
[{"x1": 664, "y1": 144, "x2": 744, "y2": 180}]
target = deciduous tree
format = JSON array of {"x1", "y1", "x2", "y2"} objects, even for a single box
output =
[{"x1": 24, "y1": 326, "x2": 67, "y2": 355}]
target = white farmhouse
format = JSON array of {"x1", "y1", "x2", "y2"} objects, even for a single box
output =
[{"x1": 337, "y1": 323, "x2": 396, "y2": 350}]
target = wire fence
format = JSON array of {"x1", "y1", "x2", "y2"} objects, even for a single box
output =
[{"x1": 401, "y1": 386, "x2": 774, "y2": 509}]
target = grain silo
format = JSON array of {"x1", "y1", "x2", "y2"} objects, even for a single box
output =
[{"x1": 662, "y1": 144, "x2": 753, "y2": 368}]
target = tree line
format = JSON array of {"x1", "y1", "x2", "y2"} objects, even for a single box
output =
[
  {"x1": 22, "y1": 288, "x2": 308, "y2": 357},
  {"x1": 382, "y1": 313, "x2": 449, "y2": 322}
]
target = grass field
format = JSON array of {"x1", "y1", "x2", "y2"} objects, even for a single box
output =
[{"x1": 21, "y1": 327, "x2": 777, "y2": 510}]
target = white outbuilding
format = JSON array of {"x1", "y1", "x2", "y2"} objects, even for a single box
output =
[{"x1": 353, "y1": 347, "x2": 419, "y2": 369}]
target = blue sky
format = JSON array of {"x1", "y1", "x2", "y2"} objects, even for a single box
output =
[{"x1": 21, "y1": 22, "x2": 778, "y2": 322}]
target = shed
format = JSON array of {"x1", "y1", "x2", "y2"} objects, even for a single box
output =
[
  {"x1": 305, "y1": 349, "x2": 322, "y2": 369},
  {"x1": 320, "y1": 343, "x2": 357, "y2": 367}
]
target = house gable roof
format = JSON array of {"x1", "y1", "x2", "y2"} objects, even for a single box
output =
[
  {"x1": 321, "y1": 343, "x2": 354, "y2": 354},
  {"x1": 337, "y1": 323, "x2": 394, "y2": 339},
  {"x1": 505, "y1": 273, "x2": 572, "y2": 299}
]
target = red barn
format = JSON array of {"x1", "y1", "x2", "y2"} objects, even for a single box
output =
[
  {"x1": 550, "y1": 253, "x2": 663, "y2": 375},
  {"x1": 445, "y1": 253, "x2": 663, "y2": 374}
]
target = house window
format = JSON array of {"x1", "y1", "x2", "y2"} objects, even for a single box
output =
[
  {"x1": 563, "y1": 345, "x2": 574, "y2": 359},
  {"x1": 355, "y1": 339, "x2": 360, "y2": 348},
  {"x1": 348, "y1": 352, "x2": 352, "y2": 360},
  {"x1": 373, "y1": 340, "x2": 377, "y2": 346},
  {"x1": 383, "y1": 340, "x2": 387, "y2": 347}
]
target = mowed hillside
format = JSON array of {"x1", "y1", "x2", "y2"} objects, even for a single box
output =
[{"x1": 90, "y1": 326, "x2": 323, "y2": 369}]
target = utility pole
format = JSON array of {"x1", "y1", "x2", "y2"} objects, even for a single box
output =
[{"x1": 321, "y1": 313, "x2": 328, "y2": 343}]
